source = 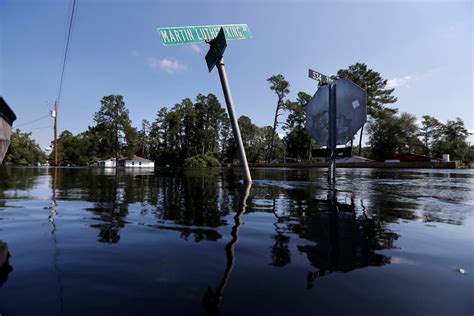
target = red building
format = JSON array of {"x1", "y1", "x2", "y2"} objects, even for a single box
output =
[{"x1": 386, "y1": 153, "x2": 441, "y2": 162}]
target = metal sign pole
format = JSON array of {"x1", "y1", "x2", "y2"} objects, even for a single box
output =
[
  {"x1": 216, "y1": 57, "x2": 252, "y2": 183},
  {"x1": 328, "y1": 83, "x2": 336, "y2": 184}
]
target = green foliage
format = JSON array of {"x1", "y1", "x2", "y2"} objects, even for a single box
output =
[
  {"x1": 337, "y1": 63, "x2": 397, "y2": 117},
  {"x1": 283, "y1": 92, "x2": 312, "y2": 160},
  {"x1": 417, "y1": 116, "x2": 469, "y2": 160},
  {"x1": 467, "y1": 145, "x2": 474, "y2": 163},
  {"x1": 419, "y1": 115, "x2": 443, "y2": 155},
  {"x1": 5, "y1": 129, "x2": 47, "y2": 165},
  {"x1": 267, "y1": 74, "x2": 290, "y2": 161},
  {"x1": 150, "y1": 94, "x2": 229, "y2": 166},
  {"x1": 93, "y1": 95, "x2": 138, "y2": 160},
  {"x1": 237, "y1": 116, "x2": 276, "y2": 163},
  {"x1": 431, "y1": 118, "x2": 470, "y2": 161},
  {"x1": 184, "y1": 153, "x2": 220, "y2": 168},
  {"x1": 54, "y1": 130, "x2": 93, "y2": 166},
  {"x1": 367, "y1": 110, "x2": 423, "y2": 160},
  {"x1": 137, "y1": 119, "x2": 151, "y2": 159}
]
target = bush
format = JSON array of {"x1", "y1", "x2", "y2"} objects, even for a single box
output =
[{"x1": 184, "y1": 153, "x2": 220, "y2": 168}]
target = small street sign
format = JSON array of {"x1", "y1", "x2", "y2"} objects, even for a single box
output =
[
  {"x1": 308, "y1": 69, "x2": 332, "y2": 84},
  {"x1": 158, "y1": 24, "x2": 251, "y2": 46},
  {"x1": 205, "y1": 28, "x2": 227, "y2": 72}
]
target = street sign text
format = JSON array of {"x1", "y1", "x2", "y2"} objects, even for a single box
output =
[
  {"x1": 308, "y1": 69, "x2": 332, "y2": 84},
  {"x1": 158, "y1": 24, "x2": 251, "y2": 46}
]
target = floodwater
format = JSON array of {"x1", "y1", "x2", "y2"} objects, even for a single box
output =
[{"x1": 0, "y1": 167, "x2": 472, "y2": 316}]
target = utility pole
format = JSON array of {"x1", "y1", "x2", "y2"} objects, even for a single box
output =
[{"x1": 53, "y1": 101, "x2": 58, "y2": 166}]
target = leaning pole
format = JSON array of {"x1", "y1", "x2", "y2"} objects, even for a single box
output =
[{"x1": 216, "y1": 56, "x2": 252, "y2": 183}]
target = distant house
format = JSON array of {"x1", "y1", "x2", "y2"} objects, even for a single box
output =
[
  {"x1": 337, "y1": 155, "x2": 373, "y2": 163},
  {"x1": 385, "y1": 153, "x2": 441, "y2": 163},
  {"x1": 118, "y1": 156, "x2": 154, "y2": 168},
  {"x1": 91, "y1": 158, "x2": 116, "y2": 167}
]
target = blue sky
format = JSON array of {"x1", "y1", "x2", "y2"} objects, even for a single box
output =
[{"x1": 1, "y1": 0, "x2": 472, "y2": 148}]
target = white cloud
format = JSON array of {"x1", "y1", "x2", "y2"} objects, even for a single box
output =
[
  {"x1": 147, "y1": 57, "x2": 187, "y2": 74},
  {"x1": 386, "y1": 75, "x2": 414, "y2": 89},
  {"x1": 386, "y1": 70, "x2": 435, "y2": 89}
]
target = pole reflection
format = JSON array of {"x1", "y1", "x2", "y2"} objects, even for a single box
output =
[
  {"x1": 202, "y1": 182, "x2": 252, "y2": 315},
  {"x1": 300, "y1": 190, "x2": 395, "y2": 288},
  {"x1": 47, "y1": 167, "x2": 64, "y2": 314}
]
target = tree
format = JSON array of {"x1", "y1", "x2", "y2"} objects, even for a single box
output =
[
  {"x1": 267, "y1": 74, "x2": 290, "y2": 161},
  {"x1": 93, "y1": 95, "x2": 137, "y2": 163},
  {"x1": 337, "y1": 63, "x2": 397, "y2": 117},
  {"x1": 193, "y1": 94, "x2": 227, "y2": 156},
  {"x1": 432, "y1": 118, "x2": 470, "y2": 160},
  {"x1": 283, "y1": 92, "x2": 312, "y2": 160},
  {"x1": 149, "y1": 94, "x2": 229, "y2": 166},
  {"x1": 419, "y1": 115, "x2": 443, "y2": 155},
  {"x1": 337, "y1": 63, "x2": 398, "y2": 156},
  {"x1": 238, "y1": 116, "x2": 266, "y2": 163},
  {"x1": 367, "y1": 110, "x2": 422, "y2": 160},
  {"x1": 263, "y1": 126, "x2": 284, "y2": 161},
  {"x1": 137, "y1": 119, "x2": 151, "y2": 159},
  {"x1": 55, "y1": 130, "x2": 93, "y2": 166},
  {"x1": 5, "y1": 129, "x2": 47, "y2": 165}
]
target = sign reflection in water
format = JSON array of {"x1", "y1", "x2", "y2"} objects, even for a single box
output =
[{"x1": 270, "y1": 189, "x2": 397, "y2": 288}]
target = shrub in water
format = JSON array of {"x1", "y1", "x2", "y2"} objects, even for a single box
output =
[{"x1": 184, "y1": 153, "x2": 220, "y2": 168}]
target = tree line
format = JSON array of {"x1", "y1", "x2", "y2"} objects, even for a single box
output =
[{"x1": 3, "y1": 63, "x2": 472, "y2": 166}]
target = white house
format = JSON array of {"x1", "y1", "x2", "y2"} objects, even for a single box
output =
[
  {"x1": 91, "y1": 158, "x2": 116, "y2": 167},
  {"x1": 118, "y1": 156, "x2": 154, "y2": 168}
]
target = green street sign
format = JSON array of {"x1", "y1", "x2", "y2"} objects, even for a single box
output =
[{"x1": 157, "y1": 24, "x2": 251, "y2": 46}]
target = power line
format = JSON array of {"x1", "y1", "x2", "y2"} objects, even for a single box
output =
[
  {"x1": 22, "y1": 125, "x2": 54, "y2": 132},
  {"x1": 13, "y1": 114, "x2": 51, "y2": 128},
  {"x1": 56, "y1": 0, "x2": 78, "y2": 107}
]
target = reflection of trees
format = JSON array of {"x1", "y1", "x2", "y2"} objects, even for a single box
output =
[
  {"x1": 51, "y1": 168, "x2": 134, "y2": 243},
  {"x1": 0, "y1": 167, "x2": 44, "y2": 207},
  {"x1": 88, "y1": 172, "x2": 129, "y2": 243},
  {"x1": 51, "y1": 168, "x2": 235, "y2": 243},
  {"x1": 149, "y1": 169, "x2": 232, "y2": 242},
  {"x1": 271, "y1": 187, "x2": 291, "y2": 267}
]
